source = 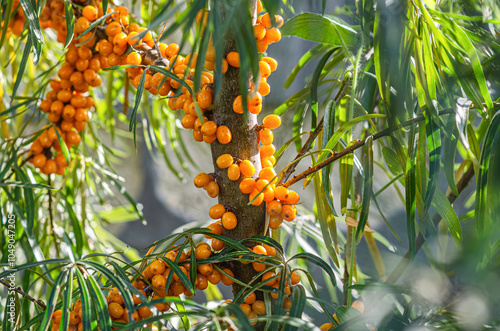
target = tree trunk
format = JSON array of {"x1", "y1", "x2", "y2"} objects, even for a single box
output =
[{"x1": 210, "y1": 0, "x2": 264, "y2": 298}]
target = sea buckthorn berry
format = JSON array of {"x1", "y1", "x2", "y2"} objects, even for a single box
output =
[
  {"x1": 39, "y1": 99, "x2": 52, "y2": 113},
  {"x1": 57, "y1": 90, "x2": 73, "y2": 103},
  {"x1": 244, "y1": 292, "x2": 256, "y2": 305},
  {"x1": 54, "y1": 153, "x2": 68, "y2": 167},
  {"x1": 105, "y1": 22, "x2": 122, "y2": 37},
  {"x1": 285, "y1": 190, "x2": 300, "y2": 205},
  {"x1": 216, "y1": 125, "x2": 232, "y2": 144},
  {"x1": 113, "y1": 32, "x2": 129, "y2": 48},
  {"x1": 194, "y1": 172, "x2": 211, "y2": 188},
  {"x1": 75, "y1": 17, "x2": 90, "y2": 34},
  {"x1": 266, "y1": 27, "x2": 282, "y2": 44},
  {"x1": 206, "y1": 181, "x2": 219, "y2": 198},
  {"x1": 198, "y1": 263, "x2": 213, "y2": 276},
  {"x1": 209, "y1": 204, "x2": 226, "y2": 219},
  {"x1": 240, "y1": 303, "x2": 252, "y2": 317},
  {"x1": 252, "y1": 300, "x2": 266, "y2": 315},
  {"x1": 201, "y1": 121, "x2": 217, "y2": 136},
  {"x1": 165, "y1": 43, "x2": 180, "y2": 59},
  {"x1": 212, "y1": 238, "x2": 225, "y2": 251},
  {"x1": 352, "y1": 300, "x2": 365, "y2": 313},
  {"x1": 74, "y1": 108, "x2": 89, "y2": 122},
  {"x1": 207, "y1": 269, "x2": 222, "y2": 285},
  {"x1": 206, "y1": 45, "x2": 216, "y2": 61},
  {"x1": 138, "y1": 306, "x2": 152, "y2": 319},
  {"x1": 206, "y1": 222, "x2": 224, "y2": 238},
  {"x1": 203, "y1": 134, "x2": 217, "y2": 144},
  {"x1": 261, "y1": 57, "x2": 278, "y2": 72},
  {"x1": 51, "y1": 310, "x2": 62, "y2": 324},
  {"x1": 254, "y1": 24, "x2": 266, "y2": 41},
  {"x1": 82, "y1": 6, "x2": 98, "y2": 21},
  {"x1": 60, "y1": 120, "x2": 74, "y2": 132},
  {"x1": 126, "y1": 52, "x2": 142, "y2": 66},
  {"x1": 268, "y1": 214, "x2": 283, "y2": 229},
  {"x1": 257, "y1": 38, "x2": 268, "y2": 53},
  {"x1": 261, "y1": 157, "x2": 273, "y2": 168},
  {"x1": 226, "y1": 52, "x2": 240, "y2": 67},
  {"x1": 89, "y1": 57, "x2": 101, "y2": 72},
  {"x1": 196, "y1": 274, "x2": 209, "y2": 290},
  {"x1": 77, "y1": 46, "x2": 93, "y2": 60},
  {"x1": 195, "y1": 244, "x2": 212, "y2": 259},
  {"x1": 233, "y1": 95, "x2": 244, "y2": 114},
  {"x1": 239, "y1": 178, "x2": 256, "y2": 194},
  {"x1": 33, "y1": 154, "x2": 47, "y2": 168},
  {"x1": 48, "y1": 112, "x2": 61, "y2": 124},
  {"x1": 248, "y1": 103, "x2": 262, "y2": 115},
  {"x1": 127, "y1": 31, "x2": 142, "y2": 46},
  {"x1": 259, "y1": 61, "x2": 272, "y2": 79},
  {"x1": 263, "y1": 187, "x2": 275, "y2": 202},
  {"x1": 263, "y1": 114, "x2": 281, "y2": 129},
  {"x1": 249, "y1": 189, "x2": 264, "y2": 206},
  {"x1": 42, "y1": 159, "x2": 57, "y2": 175},
  {"x1": 197, "y1": 90, "x2": 213, "y2": 109},
  {"x1": 274, "y1": 186, "x2": 289, "y2": 201},
  {"x1": 152, "y1": 274, "x2": 167, "y2": 290},
  {"x1": 69, "y1": 310, "x2": 81, "y2": 325},
  {"x1": 221, "y1": 268, "x2": 234, "y2": 286},
  {"x1": 115, "y1": 6, "x2": 129, "y2": 17},
  {"x1": 222, "y1": 212, "x2": 237, "y2": 230},
  {"x1": 281, "y1": 205, "x2": 297, "y2": 222},
  {"x1": 255, "y1": 179, "x2": 269, "y2": 192},
  {"x1": 227, "y1": 164, "x2": 241, "y2": 181},
  {"x1": 193, "y1": 129, "x2": 204, "y2": 142},
  {"x1": 259, "y1": 128, "x2": 273, "y2": 145},
  {"x1": 216, "y1": 154, "x2": 234, "y2": 169},
  {"x1": 267, "y1": 200, "x2": 282, "y2": 216},
  {"x1": 262, "y1": 271, "x2": 276, "y2": 286},
  {"x1": 274, "y1": 15, "x2": 284, "y2": 28},
  {"x1": 66, "y1": 131, "x2": 81, "y2": 146},
  {"x1": 62, "y1": 105, "x2": 76, "y2": 120},
  {"x1": 30, "y1": 140, "x2": 43, "y2": 155},
  {"x1": 248, "y1": 92, "x2": 262, "y2": 107},
  {"x1": 239, "y1": 160, "x2": 255, "y2": 177},
  {"x1": 263, "y1": 244, "x2": 276, "y2": 256},
  {"x1": 150, "y1": 260, "x2": 166, "y2": 275},
  {"x1": 259, "y1": 166, "x2": 277, "y2": 182},
  {"x1": 253, "y1": 245, "x2": 267, "y2": 256},
  {"x1": 291, "y1": 271, "x2": 301, "y2": 285},
  {"x1": 221, "y1": 59, "x2": 229, "y2": 73}
]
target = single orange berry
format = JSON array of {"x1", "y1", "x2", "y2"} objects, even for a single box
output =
[
  {"x1": 266, "y1": 27, "x2": 281, "y2": 44},
  {"x1": 281, "y1": 205, "x2": 297, "y2": 222},
  {"x1": 239, "y1": 178, "x2": 256, "y2": 194},
  {"x1": 206, "y1": 181, "x2": 219, "y2": 198},
  {"x1": 239, "y1": 160, "x2": 255, "y2": 177},
  {"x1": 216, "y1": 154, "x2": 234, "y2": 169},
  {"x1": 226, "y1": 52, "x2": 240, "y2": 67},
  {"x1": 266, "y1": 200, "x2": 282, "y2": 216},
  {"x1": 263, "y1": 114, "x2": 281, "y2": 129},
  {"x1": 208, "y1": 204, "x2": 226, "y2": 219},
  {"x1": 268, "y1": 214, "x2": 283, "y2": 229},
  {"x1": 244, "y1": 292, "x2": 256, "y2": 305},
  {"x1": 249, "y1": 189, "x2": 264, "y2": 206},
  {"x1": 259, "y1": 128, "x2": 273, "y2": 145},
  {"x1": 291, "y1": 271, "x2": 301, "y2": 285},
  {"x1": 262, "y1": 271, "x2": 276, "y2": 286},
  {"x1": 206, "y1": 222, "x2": 224, "y2": 238},
  {"x1": 82, "y1": 6, "x2": 98, "y2": 21},
  {"x1": 216, "y1": 125, "x2": 232, "y2": 144},
  {"x1": 221, "y1": 268, "x2": 234, "y2": 286},
  {"x1": 285, "y1": 190, "x2": 300, "y2": 205},
  {"x1": 233, "y1": 95, "x2": 244, "y2": 114},
  {"x1": 227, "y1": 164, "x2": 241, "y2": 181},
  {"x1": 252, "y1": 300, "x2": 266, "y2": 315},
  {"x1": 194, "y1": 172, "x2": 211, "y2": 188},
  {"x1": 222, "y1": 212, "x2": 237, "y2": 230},
  {"x1": 201, "y1": 121, "x2": 218, "y2": 136}
]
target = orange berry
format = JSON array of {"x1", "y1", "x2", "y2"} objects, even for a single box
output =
[
  {"x1": 222, "y1": 212, "x2": 237, "y2": 230},
  {"x1": 256, "y1": 0, "x2": 263, "y2": 13},
  {"x1": 291, "y1": 271, "x2": 301, "y2": 285},
  {"x1": 150, "y1": 260, "x2": 166, "y2": 275},
  {"x1": 195, "y1": 245, "x2": 212, "y2": 260},
  {"x1": 281, "y1": 205, "x2": 297, "y2": 222},
  {"x1": 249, "y1": 189, "x2": 264, "y2": 206},
  {"x1": 198, "y1": 263, "x2": 213, "y2": 276},
  {"x1": 82, "y1": 6, "x2": 98, "y2": 21},
  {"x1": 233, "y1": 95, "x2": 244, "y2": 114},
  {"x1": 126, "y1": 52, "x2": 142, "y2": 66},
  {"x1": 239, "y1": 178, "x2": 256, "y2": 194},
  {"x1": 77, "y1": 46, "x2": 93, "y2": 60},
  {"x1": 266, "y1": 27, "x2": 281, "y2": 44},
  {"x1": 263, "y1": 244, "x2": 276, "y2": 256},
  {"x1": 352, "y1": 300, "x2": 365, "y2": 313},
  {"x1": 197, "y1": 90, "x2": 213, "y2": 109},
  {"x1": 66, "y1": 131, "x2": 81, "y2": 146},
  {"x1": 268, "y1": 214, "x2": 283, "y2": 229},
  {"x1": 266, "y1": 200, "x2": 282, "y2": 216},
  {"x1": 51, "y1": 310, "x2": 62, "y2": 324},
  {"x1": 216, "y1": 125, "x2": 232, "y2": 144},
  {"x1": 206, "y1": 222, "x2": 224, "y2": 238},
  {"x1": 244, "y1": 292, "x2": 256, "y2": 305},
  {"x1": 263, "y1": 114, "x2": 281, "y2": 129},
  {"x1": 285, "y1": 190, "x2": 300, "y2": 205},
  {"x1": 227, "y1": 164, "x2": 241, "y2": 181},
  {"x1": 207, "y1": 269, "x2": 222, "y2": 284},
  {"x1": 127, "y1": 31, "x2": 142, "y2": 46},
  {"x1": 105, "y1": 22, "x2": 122, "y2": 37},
  {"x1": 221, "y1": 268, "x2": 234, "y2": 286},
  {"x1": 75, "y1": 17, "x2": 90, "y2": 34},
  {"x1": 248, "y1": 92, "x2": 262, "y2": 107},
  {"x1": 201, "y1": 121, "x2": 218, "y2": 136},
  {"x1": 115, "y1": 6, "x2": 129, "y2": 17},
  {"x1": 257, "y1": 38, "x2": 268, "y2": 53},
  {"x1": 165, "y1": 43, "x2": 180, "y2": 59},
  {"x1": 226, "y1": 52, "x2": 240, "y2": 67},
  {"x1": 240, "y1": 303, "x2": 252, "y2": 317},
  {"x1": 206, "y1": 181, "x2": 219, "y2": 198},
  {"x1": 152, "y1": 274, "x2": 167, "y2": 290},
  {"x1": 255, "y1": 179, "x2": 269, "y2": 192},
  {"x1": 42, "y1": 159, "x2": 57, "y2": 175},
  {"x1": 259, "y1": 166, "x2": 277, "y2": 182},
  {"x1": 209, "y1": 204, "x2": 226, "y2": 219},
  {"x1": 262, "y1": 271, "x2": 276, "y2": 286},
  {"x1": 32, "y1": 154, "x2": 47, "y2": 168},
  {"x1": 211, "y1": 238, "x2": 225, "y2": 251},
  {"x1": 259, "y1": 60, "x2": 272, "y2": 79},
  {"x1": 193, "y1": 129, "x2": 204, "y2": 142},
  {"x1": 259, "y1": 128, "x2": 273, "y2": 145},
  {"x1": 254, "y1": 24, "x2": 266, "y2": 41},
  {"x1": 216, "y1": 154, "x2": 234, "y2": 169},
  {"x1": 30, "y1": 140, "x2": 43, "y2": 155},
  {"x1": 194, "y1": 172, "x2": 211, "y2": 188},
  {"x1": 261, "y1": 57, "x2": 278, "y2": 72},
  {"x1": 274, "y1": 186, "x2": 290, "y2": 201},
  {"x1": 239, "y1": 160, "x2": 255, "y2": 177},
  {"x1": 252, "y1": 300, "x2": 266, "y2": 315}
]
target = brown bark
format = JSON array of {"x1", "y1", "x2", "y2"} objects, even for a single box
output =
[{"x1": 209, "y1": 1, "x2": 265, "y2": 297}]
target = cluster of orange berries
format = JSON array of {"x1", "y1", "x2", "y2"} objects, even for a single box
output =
[
  {"x1": 1, "y1": 0, "x2": 25, "y2": 37},
  {"x1": 50, "y1": 300, "x2": 83, "y2": 331}
]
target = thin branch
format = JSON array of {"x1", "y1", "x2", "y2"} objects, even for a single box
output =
[
  {"x1": 47, "y1": 176, "x2": 60, "y2": 257},
  {"x1": 283, "y1": 108, "x2": 454, "y2": 188},
  {"x1": 0, "y1": 279, "x2": 47, "y2": 310},
  {"x1": 384, "y1": 165, "x2": 475, "y2": 284},
  {"x1": 279, "y1": 78, "x2": 351, "y2": 185}
]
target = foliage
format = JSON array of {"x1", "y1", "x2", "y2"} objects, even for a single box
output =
[{"x1": 1, "y1": 0, "x2": 500, "y2": 330}]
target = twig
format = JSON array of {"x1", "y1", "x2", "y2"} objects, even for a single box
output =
[
  {"x1": 283, "y1": 108, "x2": 454, "y2": 188},
  {"x1": 47, "y1": 176, "x2": 60, "y2": 257},
  {"x1": 0, "y1": 279, "x2": 47, "y2": 310},
  {"x1": 279, "y1": 78, "x2": 351, "y2": 185},
  {"x1": 384, "y1": 165, "x2": 475, "y2": 284}
]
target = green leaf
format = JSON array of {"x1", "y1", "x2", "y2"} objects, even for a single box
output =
[
  {"x1": 290, "y1": 253, "x2": 336, "y2": 287},
  {"x1": 284, "y1": 44, "x2": 329, "y2": 89},
  {"x1": 281, "y1": 13, "x2": 356, "y2": 47},
  {"x1": 55, "y1": 126, "x2": 70, "y2": 167},
  {"x1": 65, "y1": 197, "x2": 84, "y2": 258},
  {"x1": 11, "y1": 36, "x2": 32, "y2": 102},
  {"x1": 405, "y1": 127, "x2": 417, "y2": 258},
  {"x1": 356, "y1": 136, "x2": 373, "y2": 240},
  {"x1": 423, "y1": 110, "x2": 441, "y2": 215},
  {"x1": 310, "y1": 48, "x2": 338, "y2": 128},
  {"x1": 63, "y1": 0, "x2": 75, "y2": 48},
  {"x1": 443, "y1": 115, "x2": 459, "y2": 196},
  {"x1": 75, "y1": 268, "x2": 92, "y2": 331},
  {"x1": 431, "y1": 188, "x2": 461, "y2": 246},
  {"x1": 129, "y1": 68, "x2": 147, "y2": 149},
  {"x1": 283, "y1": 285, "x2": 307, "y2": 331},
  {"x1": 39, "y1": 270, "x2": 68, "y2": 331},
  {"x1": 60, "y1": 268, "x2": 74, "y2": 331},
  {"x1": 85, "y1": 270, "x2": 113, "y2": 331},
  {"x1": 19, "y1": 0, "x2": 44, "y2": 44}
]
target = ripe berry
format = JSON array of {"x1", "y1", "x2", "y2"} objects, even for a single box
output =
[
  {"x1": 249, "y1": 189, "x2": 264, "y2": 206},
  {"x1": 216, "y1": 154, "x2": 234, "y2": 169},
  {"x1": 263, "y1": 114, "x2": 281, "y2": 129},
  {"x1": 194, "y1": 172, "x2": 211, "y2": 188},
  {"x1": 221, "y1": 268, "x2": 234, "y2": 286},
  {"x1": 222, "y1": 212, "x2": 237, "y2": 230},
  {"x1": 252, "y1": 300, "x2": 266, "y2": 315},
  {"x1": 259, "y1": 167, "x2": 277, "y2": 182},
  {"x1": 285, "y1": 190, "x2": 300, "y2": 205},
  {"x1": 193, "y1": 129, "x2": 204, "y2": 142},
  {"x1": 274, "y1": 186, "x2": 289, "y2": 201},
  {"x1": 281, "y1": 205, "x2": 297, "y2": 222},
  {"x1": 181, "y1": 115, "x2": 197, "y2": 129},
  {"x1": 262, "y1": 271, "x2": 276, "y2": 286},
  {"x1": 261, "y1": 57, "x2": 278, "y2": 72},
  {"x1": 268, "y1": 214, "x2": 283, "y2": 229},
  {"x1": 207, "y1": 269, "x2": 222, "y2": 285},
  {"x1": 211, "y1": 238, "x2": 225, "y2": 251},
  {"x1": 55, "y1": 153, "x2": 69, "y2": 167},
  {"x1": 42, "y1": 159, "x2": 57, "y2": 175},
  {"x1": 263, "y1": 244, "x2": 276, "y2": 256},
  {"x1": 227, "y1": 164, "x2": 241, "y2": 181},
  {"x1": 239, "y1": 160, "x2": 255, "y2": 177},
  {"x1": 126, "y1": 52, "x2": 142, "y2": 66},
  {"x1": 201, "y1": 121, "x2": 217, "y2": 136},
  {"x1": 30, "y1": 140, "x2": 43, "y2": 155},
  {"x1": 195, "y1": 244, "x2": 211, "y2": 259},
  {"x1": 266, "y1": 200, "x2": 282, "y2": 216},
  {"x1": 196, "y1": 273, "x2": 209, "y2": 290},
  {"x1": 239, "y1": 178, "x2": 256, "y2": 194},
  {"x1": 291, "y1": 271, "x2": 301, "y2": 285},
  {"x1": 216, "y1": 126, "x2": 232, "y2": 144},
  {"x1": 66, "y1": 131, "x2": 81, "y2": 146},
  {"x1": 75, "y1": 17, "x2": 90, "y2": 34},
  {"x1": 206, "y1": 222, "x2": 224, "y2": 238},
  {"x1": 209, "y1": 204, "x2": 226, "y2": 219},
  {"x1": 152, "y1": 274, "x2": 167, "y2": 290},
  {"x1": 205, "y1": 181, "x2": 219, "y2": 198},
  {"x1": 51, "y1": 310, "x2": 62, "y2": 324},
  {"x1": 266, "y1": 27, "x2": 282, "y2": 43},
  {"x1": 33, "y1": 153, "x2": 47, "y2": 169},
  {"x1": 259, "y1": 61, "x2": 272, "y2": 79},
  {"x1": 233, "y1": 95, "x2": 243, "y2": 114},
  {"x1": 197, "y1": 90, "x2": 213, "y2": 109},
  {"x1": 150, "y1": 260, "x2": 166, "y2": 275},
  {"x1": 226, "y1": 52, "x2": 240, "y2": 67},
  {"x1": 259, "y1": 128, "x2": 273, "y2": 145},
  {"x1": 198, "y1": 263, "x2": 213, "y2": 276},
  {"x1": 254, "y1": 24, "x2": 266, "y2": 41},
  {"x1": 260, "y1": 144, "x2": 276, "y2": 158}
]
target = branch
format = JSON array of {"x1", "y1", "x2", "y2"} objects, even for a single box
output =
[
  {"x1": 0, "y1": 279, "x2": 47, "y2": 310},
  {"x1": 283, "y1": 108, "x2": 454, "y2": 188},
  {"x1": 279, "y1": 78, "x2": 351, "y2": 185}
]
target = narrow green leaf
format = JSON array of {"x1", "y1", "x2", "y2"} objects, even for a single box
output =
[
  {"x1": 284, "y1": 44, "x2": 329, "y2": 89},
  {"x1": 283, "y1": 285, "x2": 307, "y2": 331},
  {"x1": 431, "y1": 188, "x2": 461, "y2": 246},
  {"x1": 39, "y1": 270, "x2": 68, "y2": 331},
  {"x1": 55, "y1": 126, "x2": 70, "y2": 166},
  {"x1": 63, "y1": 0, "x2": 75, "y2": 48},
  {"x1": 290, "y1": 253, "x2": 336, "y2": 287},
  {"x1": 60, "y1": 268, "x2": 74, "y2": 331},
  {"x1": 11, "y1": 36, "x2": 32, "y2": 102},
  {"x1": 406, "y1": 127, "x2": 417, "y2": 258},
  {"x1": 356, "y1": 136, "x2": 373, "y2": 240},
  {"x1": 443, "y1": 115, "x2": 459, "y2": 196},
  {"x1": 75, "y1": 268, "x2": 92, "y2": 331}
]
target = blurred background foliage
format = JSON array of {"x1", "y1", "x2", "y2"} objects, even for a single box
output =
[{"x1": 1, "y1": 0, "x2": 500, "y2": 330}]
